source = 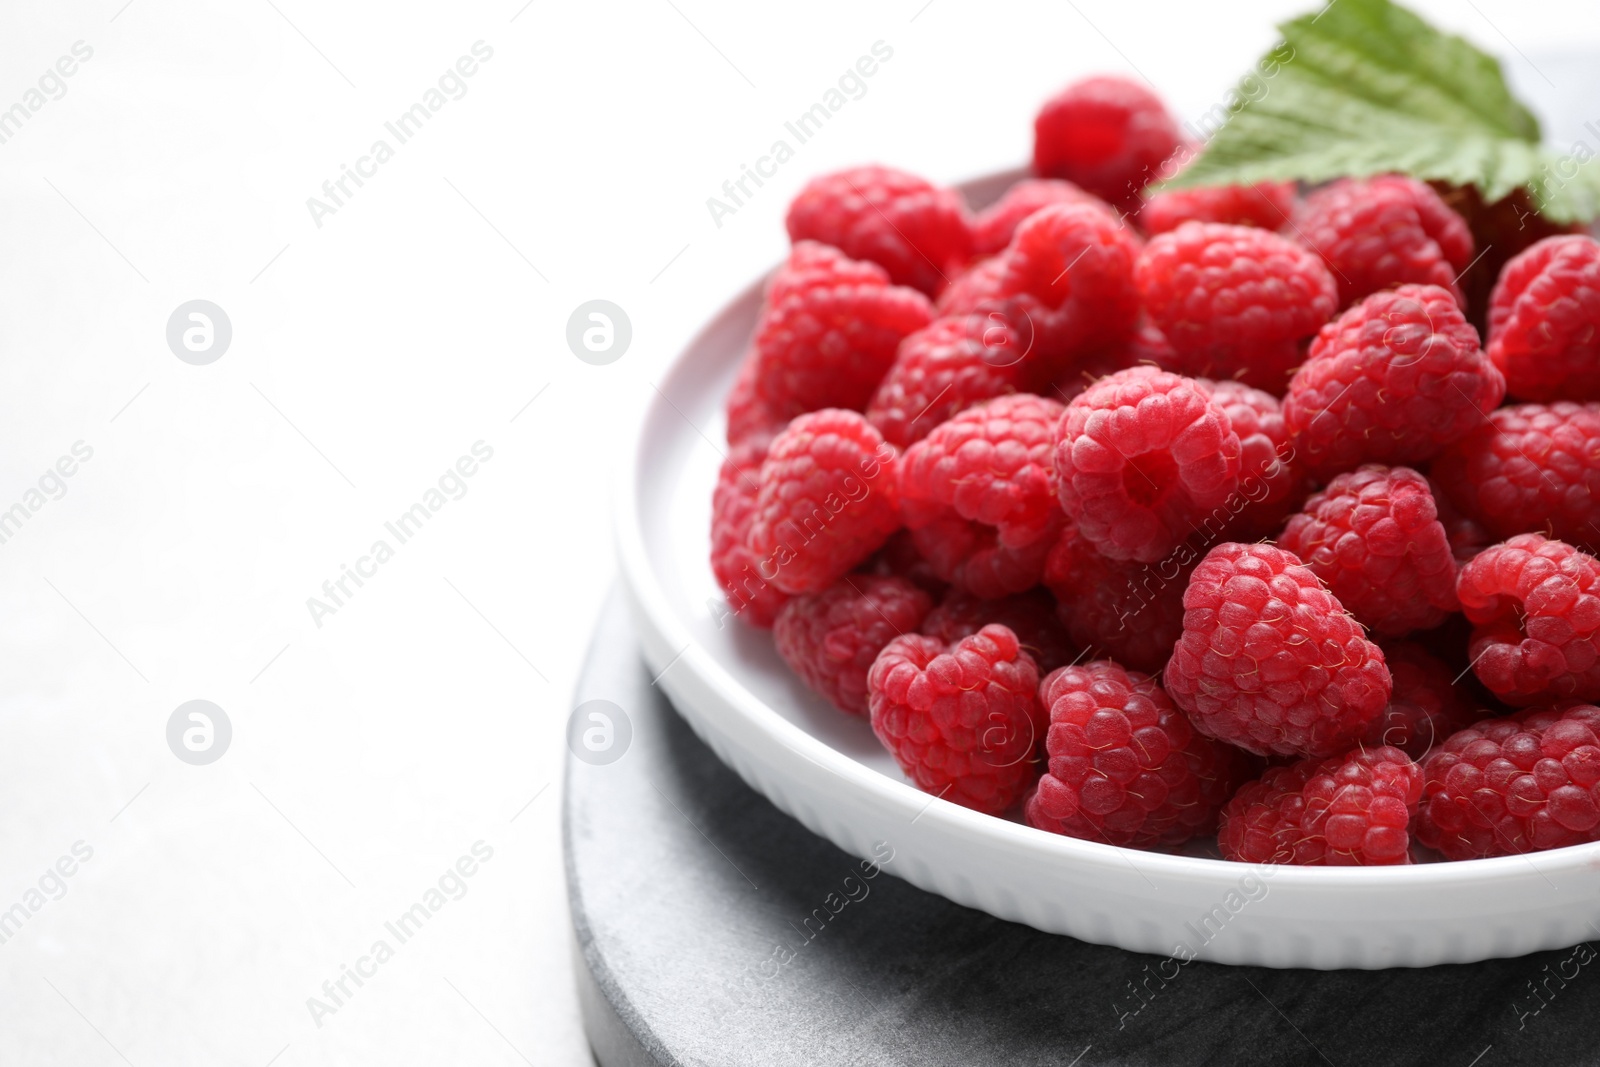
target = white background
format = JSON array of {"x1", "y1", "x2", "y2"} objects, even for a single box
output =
[{"x1": 0, "y1": 1, "x2": 1594, "y2": 1064}]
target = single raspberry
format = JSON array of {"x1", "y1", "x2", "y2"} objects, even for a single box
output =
[
  {"x1": 998, "y1": 202, "x2": 1142, "y2": 353},
  {"x1": 1199, "y1": 378, "x2": 1306, "y2": 541},
  {"x1": 1163, "y1": 542, "x2": 1392, "y2": 758},
  {"x1": 1279, "y1": 466, "x2": 1461, "y2": 638},
  {"x1": 1283, "y1": 284, "x2": 1504, "y2": 479},
  {"x1": 773, "y1": 574, "x2": 933, "y2": 716},
  {"x1": 971, "y1": 178, "x2": 1108, "y2": 255},
  {"x1": 863, "y1": 529, "x2": 949, "y2": 597},
  {"x1": 1135, "y1": 222, "x2": 1338, "y2": 390},
  {"x1": 724, "y1": 351, "x2": 785, "y2": 450},
  {"x1": 1024, "y1": 660, "x2": 1256, "y2": 847},
  {"x1": 1456, "y1": 534, "x2": 1600, "y2": 706},
  {"x1": 1432, "y1": 402, "x2": 1600, "y2": 553},
  {"x1": 785, "y1": 165, "x2": 973, "y2": 296},
  {"x1": 1289, "y1": 175, "x2": 1474, "y2": 308},
  {"x1": 1053, "y1": 366, "x2": 1242, "y2": 564},
  {"x1": 1032, "y1": 75, "x2": 1183, "y2": 210},
  {"x1": 1140, "y1": 181, "x2": 1297, "y2": 236},
  {"x1": 1043, "y1": 523, "x2": 1190, "y2": 675},
  {"x1": 900, "y1": 393, "x2": 1066, "y2": 597},
  {"x1": 710, "y1": 439, "x2": 790, "y2": 628},
  {"x1": 865, "y1": 313, "x2": 1028, "y2": 449},
  {"x1": 1486, "y1": 235, "x2": 1600, "y2": 401},
  {"x1": 1415, "y1": 703, "x2": 1600, "y2": 859},
  {"x1": 1363, "y1": 640, "x2": 1486, "y2": 759},
  {"x1": 745, "y1": 410, "x2": 902, "y2": 596},
  {"x1": 1218, "y1": 746, "x2": 1422, "y2": 865},
  {"x1": 921, "y1": 588, "x2": 1078, "y2": 672},
  {"x1": 749, "y1": 241, "x2": 933, "y2": 422},
  {"x1": 867, "y1": 624, "x2": 1044, "y2": 814}
]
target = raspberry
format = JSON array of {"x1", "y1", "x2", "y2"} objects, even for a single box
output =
[
  {"x1": 1024, "y1": 660, "x2": 1256, "y2": 847},
  {"x1": 1218, "y1": 746, "x2": 1422, "y2": 865},
  {"x1": 749, "y1": 241, "x2": 934, "y2": 422},
  {"x1": 867, "y1": 624, "x2": 1044, "y2": 814},
  {"x1": 998, "y1": 202, "x2": 1142, "y2": 352},
  {"x1": 1140, "y1": 181, "x2": 1297, "y2": 236},
  {"x1": 724, "y1": 351, "x2": 785, "y2": 450},
  {"x1": 1053, "y1": 367, "x2": 1242, "y2": 564},
  {"x1": 1163, "y1": 542, "x2": 1392, "y2": 758},
  {"x1": 785, "y1": 165, "x2": 973, "y2": 296},
  {"x1": 1486, "y1": 235, "x2": 1600, "y2": 401},
  {"x1": 1135, "y1": 222, "x2": 1338, "y2": 390},
  {"x1": 921, "y1": 588, "x2": 1078, "y2": 672},
  {"x1": 1199, "y1": 378, "x2": 1306, "y2": 541},
  {"x1": 1279, "y1": 466, "x2": 1461, "y2": 638},
  {"x1": 1414, "y1": 703, "x2": 1600, "y2": 859},
  {"x1": 1032, "y1": 75, "x2": 1183, "y2": 210},
  {"x1": 1456, "y1": 534, "x2": 1600, "y2": 707},
  {"x1": 935, "y1": 255, "x2": 1011, "y2": 317},
  {"x1": 1289, "y1": 175, "x2": 1474, "y2": 308},
  {"x1": 1043, "y1": 523, "x2": 1190, "y2": 675},
  {"x1": 865, "y1": 313, "x2": 1028, "y2": 449},
  {"x1": 773, "y1": 574, "x2": 933, "y2": 716},
  {"x1": 901, "y1": 393, "x2": 1066, "y2": 597},
  {"x1": 1282, "y1": 284, "x2": 1504, "y2": 479},
  {"x1": 710, "y1": 440, "x2": 790, "y2": 628},
  {"x1": 971, "y1": 178, "x2": 1107, "y2": 255},
  {"x1": 1363, "y1": 640, "x2": 1486, "y2": 759},
  {"x1": 745, "y1": 410, "x2": 902, "y2": 596},
  {"x1": 1432, "y1": 402, "x2": 1600, "y2": 553}
]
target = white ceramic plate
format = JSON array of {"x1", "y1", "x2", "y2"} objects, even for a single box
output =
[{"x1": 615, "y1": 169, "x2": 1600, "y2": 969}]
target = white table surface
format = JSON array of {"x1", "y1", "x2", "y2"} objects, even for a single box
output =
[{"x1": 0, "y1": 1, "x2": 1594, "y2": 1063}]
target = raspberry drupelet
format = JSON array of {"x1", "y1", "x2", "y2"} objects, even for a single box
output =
[
  {"x1": 1053, "y1": 366, "x2": 1241, "y2": 564},
  {"x1": 1455, "y1": 534, "x2": 1600, "y2": 706},
  {"x1": 1282, "y1": 284, "x2": 1504, "y2": 479},
  {"x1": 773, "y1": 574, "x2": 933, "y2": 716},
  {"x1": 1025, "y1": 660, "x2": 1257, "y2": 847},
  {"x1": 1218, "y1": 746, "x2": 1423, "y2": 865},
  {"x1": 867, "y1": 624, "x2": 1044, "y2": 814},
  {"x1": 1163, "y1": 542, "x2": 1392, "y2": 758}
]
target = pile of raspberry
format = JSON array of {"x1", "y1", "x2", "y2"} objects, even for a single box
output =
[{"x1": 710, "y1": 74, "x2": 1600, "y2": 866}]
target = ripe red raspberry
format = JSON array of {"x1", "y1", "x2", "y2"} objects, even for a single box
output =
[
  {"x1": 1163, "y1": 542, "x2": 1392, "y2": 758},
  {"x1": 1135, "y1": 222, "x2": 1338, "y2": 390},
  {"x1": 773, "y1": 574, "x2": 933, "y2": 716},
  {"x1": 1279, "y1": 466, "x2": 1461, "y2": 638},
  {"x1": 1289, "y1": 175, "x2": 1474, "y2": 308},
  {"x1": 1363, "y1": 640, "x2": 1486, "y2": 759},
  {"x1": 749, "y1": 241, "x2": 934, "y2": 422},
  {"x1": 724, "y1": 352, "x2": 785, "y2": 450},
  {"x1": 745, "y1": 410, "x2": 902, "y2": 596},
  {"x1": 785, "y1": 165, "x2": 973, "y2": 297},
  {"x1": 1043, "y1": 524, "x2": 1190, "y2": 675},
  {"x1": 921, "y1": 588, "x2": 1078, "y2": 672},
  {"x1": 998, "y1": 202, "x2": 1142, "y2": 353},
  {"x1": 1200, "y1": 378, "x2": 1306, "y2": 541},
  {"x1": 971, "y1": 178, "x2": 1107, "y2": 255},
  {"x1": 1054, "y1": 366, "x2": 1242, "y2": 564},
  {"x1": 1488, "y1": 235, "x2": 1600, "y2": 402},
  {"x1": 1032, "y1": 75, "x2": 1183, "y2": 210},
  {"x1": 1431, "y1": 402, "x2": 1600, "y2": 553},
  {"x1": 1024, "y1": 660, "x2": 1256, "y2": 847},
  {"x1": 867, "y1": 624, "x2": 1044, "y2": 814},
  {"x1": 865, "y1": 313, "x2": 1028, "y2": 448},
  {"x1": 1218, "y1": 746, "x2": 1422, "y2": 865},
  {"x1": 1456, "y1": 534, "x2": 1600, "y2": 706},
  {"x1": 710, "y1": 440, "x2": 790, "y2": 628},
  {"x1": 1415, "y1": 703, "x2": 1600, "y2": 859},
  {"x1": 901, "y1": 393, "x2": 1066, "y2": 597},
  {"x1": 1140, "y1": 181, "x2": 1297, "y2": 236},
  {"x1": 1283, "y1": 284, "x2": 1504, "y2": 479}
]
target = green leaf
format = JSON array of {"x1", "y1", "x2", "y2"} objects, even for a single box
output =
[{"x1": 1161, "y1": 0, "x2": 1600, "y2": 222}]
